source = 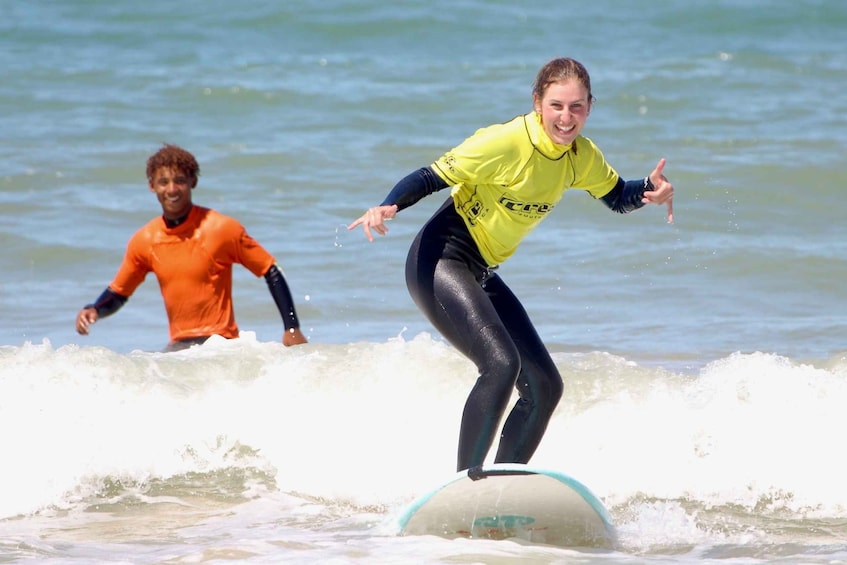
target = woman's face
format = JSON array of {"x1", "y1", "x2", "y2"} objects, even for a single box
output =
[{"x1": 533, "y1": 78, "x2": 591, "y2": 146}]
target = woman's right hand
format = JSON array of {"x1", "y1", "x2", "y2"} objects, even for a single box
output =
[{"x1": 347, "y1": 204, "x2": 398, "y2": 242}]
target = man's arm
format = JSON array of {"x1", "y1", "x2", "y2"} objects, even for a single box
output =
[
  {"x1": 264, "y1": 264, "x2": 307, "y2": 346},
  {"x1": 75, "y1": 288, "x2": 128, "y2": 335}
]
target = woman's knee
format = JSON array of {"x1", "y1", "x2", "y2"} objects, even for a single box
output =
[
  {"x1": 474, "y1": 324, "x2": 521, "y2": 382},
  {"x1": 519, "y1": 364, "x2": 563, "y2": 413},
  {"x1": 548, "y1": 370, "x2": 564, "y2": 404}
]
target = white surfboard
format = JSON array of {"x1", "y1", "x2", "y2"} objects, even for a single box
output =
[{"x1": 398, "y1": 463, "x2": 615, "y2": 548}]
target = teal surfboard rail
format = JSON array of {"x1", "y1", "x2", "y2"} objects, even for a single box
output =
[{"x1": 397, "y1": 463, "x2": 613, "y2": 531}]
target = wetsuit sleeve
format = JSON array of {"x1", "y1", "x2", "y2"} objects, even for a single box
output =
[
  {"x1": 84, "y1": 288, "x2": 129, "y2": 318},
  {"x1": 264, "y1": 264, "x2": 301, "y2": 331},
  {"x1": 600, "y1": 176, "x2": 653, "y2": 214},
  {"x1": 380, "y1": 166, "x2": 450, "y2": 211}
]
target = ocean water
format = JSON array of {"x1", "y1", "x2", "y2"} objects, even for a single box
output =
[{"x1": 2, "y1": 1, "x2": 847, "y2": 563}]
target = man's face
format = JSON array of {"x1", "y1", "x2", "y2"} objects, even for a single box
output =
[{"x1": 149, "y1": 166, "x2": 195, "y2": 220}]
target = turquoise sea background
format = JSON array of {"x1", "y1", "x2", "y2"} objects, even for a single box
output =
[{"x1": 1, "y1": 1, "x2": 846, "y2": 563}]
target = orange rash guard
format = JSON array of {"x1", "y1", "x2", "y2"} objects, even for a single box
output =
[{"x1": 108, "y1": 205, "x2": 275, "y2": 343}]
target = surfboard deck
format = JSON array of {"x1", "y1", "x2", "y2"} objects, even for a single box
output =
[{"x1": 398, "y1": 463, "x2": 615, "y2": 548}]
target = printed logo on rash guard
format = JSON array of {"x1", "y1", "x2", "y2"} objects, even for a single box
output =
[
  {"x1": 462, "y1": 199, "x2": 486, "y2": 225},
  {"x1": 498, "y1": 196, "x2": 554, "y2": 218}
]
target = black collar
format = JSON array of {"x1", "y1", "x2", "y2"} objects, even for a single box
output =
[{"x1": 163, "y1": 207, "x2": 192, "y2": 228}]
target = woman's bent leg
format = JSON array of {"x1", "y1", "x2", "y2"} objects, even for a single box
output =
[
  {"x1": 406, "y1": 205, "x2": 522, "y2": 471},
  {"x1": 483, "y1": 275, "x2": 564, "y2": 464}
]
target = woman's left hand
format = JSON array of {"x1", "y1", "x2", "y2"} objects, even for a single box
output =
[{"x1": 642, "y1": 158, "x2": 674, "y2": 224}]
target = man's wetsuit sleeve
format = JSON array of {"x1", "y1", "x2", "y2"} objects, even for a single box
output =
[
  {"x1": 264, "y1": 264, "x2": 301, "y2": 331},
  {"x1": 380, "y1": 167, "x2": 450, "y2": 211},
  {"x1": 600, "y1": 176, "x2": 653, "y2": 214},
  {"x1": 84, "y1": 288, "x2": 129, "y2": 318}
]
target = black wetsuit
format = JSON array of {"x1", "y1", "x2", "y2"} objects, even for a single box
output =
[
  {"x1": 388, "y1": 167, "x2": 648, "y2": 471},
  {"x1": 407, "y1": 198, "x2": 564, "y2": 472}
]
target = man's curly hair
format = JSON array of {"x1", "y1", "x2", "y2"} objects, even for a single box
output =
[{"x1": 146, "y1": 144, "x2": 200, "y2": 187}]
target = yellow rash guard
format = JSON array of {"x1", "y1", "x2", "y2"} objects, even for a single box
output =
[{"x1": 431, "y1": 112, "x2": 619, "y2": 266}]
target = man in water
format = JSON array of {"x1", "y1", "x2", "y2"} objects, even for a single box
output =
[{"x1": 75, "y1": 144, "x2": 308, "y2": 351}]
